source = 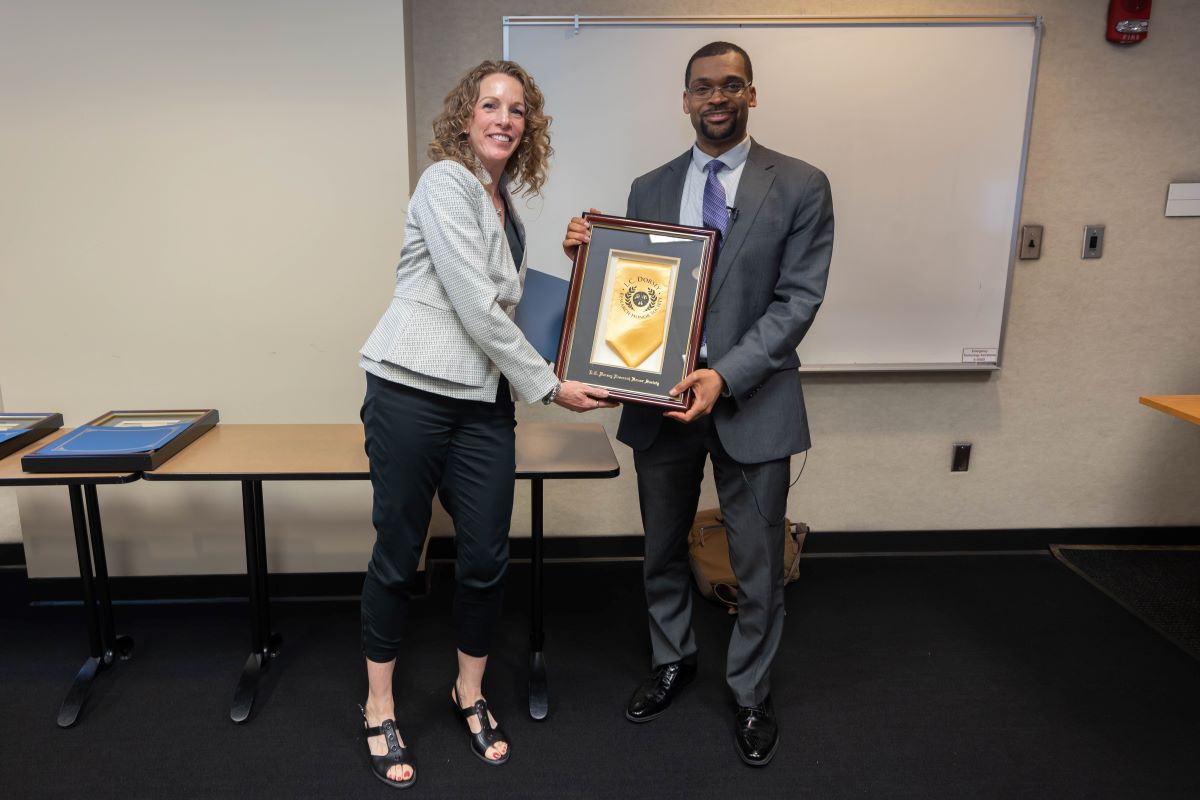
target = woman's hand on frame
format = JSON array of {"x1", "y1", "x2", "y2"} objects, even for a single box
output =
[{"x1": 554, "y1": 381, "x2": 618, "y2": 413}]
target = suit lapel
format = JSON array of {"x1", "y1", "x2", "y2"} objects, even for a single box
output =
[{"x1": 708, "y1": 141, "x2": 775, "y2": 303}]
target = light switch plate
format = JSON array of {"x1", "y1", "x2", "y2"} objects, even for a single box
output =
[{"x1": 1082, "y1": 225, "x2": 1104, "y2": 259}]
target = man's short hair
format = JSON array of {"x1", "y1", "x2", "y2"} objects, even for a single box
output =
[{"x1": 684, "y1": 41, "x2": 753, "y2": 87}]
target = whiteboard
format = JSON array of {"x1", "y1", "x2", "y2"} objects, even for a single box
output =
[{"x1": 504, "y1": 17, "x2": 1042, "y2": 371}]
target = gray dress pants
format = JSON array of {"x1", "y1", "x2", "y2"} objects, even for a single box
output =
[{"x1": 634, "y1": 414, "x2": 790, "y2": 706}]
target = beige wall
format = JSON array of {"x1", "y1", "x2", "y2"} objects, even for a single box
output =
[
  {"x1": 1, "y1": 1, "x2": 411, "y2": 574},
  {"x1": 1, "y1": 386, "x2": 20, "y2": 544},
  {"x1": 3, "y1": 1, "x2": 1198, "y2": 577}
]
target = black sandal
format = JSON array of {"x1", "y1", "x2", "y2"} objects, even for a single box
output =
[
  {"x1": 360, "y1": 705, "x2": 417, "y2": 789},
  {"x1": 450, "y1": 686, "x2": 510, "y2": 766}
]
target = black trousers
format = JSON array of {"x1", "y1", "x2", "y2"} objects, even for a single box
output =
[{"x1": 360, "y1": 371, "x2": 516, "y2": 662}]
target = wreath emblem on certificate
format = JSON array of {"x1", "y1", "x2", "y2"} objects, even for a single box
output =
[{"x1": 619, "y1": 280, "x2": 663, "y2": 320}]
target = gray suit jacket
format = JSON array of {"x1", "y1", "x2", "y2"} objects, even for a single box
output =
[
  {"x1": 360, "y1": 160, "x2": 559, "y2": 404},
  {"x1": 616, "y1": 140, "x2": 834, "y2": 463}
]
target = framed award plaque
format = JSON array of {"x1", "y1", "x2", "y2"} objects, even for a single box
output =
[
  {"x1": 555, "y1": 214, "x2": 718, "y2": 410},
  {"x1": 21, "y1": 409, "x2": 219, "y2": 473},
  {"x1": 0, "y1": 413, "x2": 64, "y2": 461}
]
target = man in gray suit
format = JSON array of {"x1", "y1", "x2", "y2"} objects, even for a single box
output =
[{"x1": 564, "y1": 41, "x2": 833, "y2": 765}]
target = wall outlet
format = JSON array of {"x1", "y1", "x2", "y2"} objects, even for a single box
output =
[
  {"x1": 1019, "y1": 224, "x2": 1042, "y2": 259},
  {"x1": 952, "y1": 443, "x2": 971, "y2": 472},
  {"x1": 1082, "y1": 225, "x2": 1105, "y2": 259}
]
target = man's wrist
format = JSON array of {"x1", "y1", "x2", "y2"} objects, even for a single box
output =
[
  {"x1": 542, "y1": 382, "x2": 560, "y2": 405},
  {"x1": 711, "y1": 368, "x2": 731, "y2": 398}
]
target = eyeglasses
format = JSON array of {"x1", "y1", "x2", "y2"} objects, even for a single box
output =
[{"x1": 686, "y1": 81, "x2": 751, "y2": 100}]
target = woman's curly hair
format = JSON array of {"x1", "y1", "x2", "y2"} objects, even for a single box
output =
[{"x1": 428, "y1": 60, "x2": 553, "y2": 197}]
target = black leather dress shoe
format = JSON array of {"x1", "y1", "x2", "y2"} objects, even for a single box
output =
[
  {"x1": 734, "y1": 698, "x2": 779, "y2": 766},
  {"x1": 624, "y1": 661, "x2": 696, "y2": 723}
]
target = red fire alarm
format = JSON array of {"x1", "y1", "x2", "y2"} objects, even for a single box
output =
[{"x1": 1107, "y1": 0, "x2": 1151, "y2": 45}]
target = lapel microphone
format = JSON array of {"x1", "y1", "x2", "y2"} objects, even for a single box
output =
[{"x1": 727, "y1": 206, "x2": 739, "y2": 222}]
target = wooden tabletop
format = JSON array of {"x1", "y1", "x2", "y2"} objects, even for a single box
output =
[
  {"x1": 141, "y1": 424, "x2": 367, "y2": 481},
  {"x1": 142, "y1": 422, "x2": 619, "y2": 482},
  {"x1": 0, "y1": 429, "x2": 139, "y2": 486},
  {"x1": 512, "y1": 422, "x2": 620, "y2": 480},
  {"x1": 1140, "y1": 395, "x2": 1200, "y2": 427}
]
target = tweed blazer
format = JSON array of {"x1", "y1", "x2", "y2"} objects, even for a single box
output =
[
  {"x1": 360, "y1": 160, "x2": 559, "y2": 404},
  {"x1": 616, "y1": 140, "x2": 834, "y2": 463}
]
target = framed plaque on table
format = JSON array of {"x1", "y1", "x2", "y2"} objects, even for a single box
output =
[
  {"x1": 0, "y1": 413, "x2": 64, "y2": 460},
  {"x1": 21, "y1": 409, "x2": 219, "y2": 473},
  {"x1": 555, "y1": 214, "x2": 717, "y2": 410}
]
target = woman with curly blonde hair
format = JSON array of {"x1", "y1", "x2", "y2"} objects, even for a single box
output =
[
  {"x1": 356, "y1": 60, "x2": 613, "y2": 788},
  {"x1": 428, "y1": 60, "x2": 554, "y2": 197}
]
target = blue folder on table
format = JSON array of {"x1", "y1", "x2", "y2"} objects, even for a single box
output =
[
  {"x1": 32, "y1": 424, "x2": 190, "y2": 456},
  {"x1": 515, "y1": 268, "x2": 570, "y2": 362}
]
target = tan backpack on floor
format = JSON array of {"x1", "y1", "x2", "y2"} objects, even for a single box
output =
[{"x1": 687, "y1": 508, "x2": 807, "y2": 614}]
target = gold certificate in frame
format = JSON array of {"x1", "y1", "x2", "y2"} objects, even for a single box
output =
[
  {"x1": 588, "y1": 249, "x2": 681, "y2": 374},
  {"x1": 555, "y1": 214, "x2": 717, "y2": 410}
]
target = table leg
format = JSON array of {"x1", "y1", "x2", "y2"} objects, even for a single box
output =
[
  {"x1": 84, "y1": 485, "x2": 134, "y2": 663},
  {"x1": 231, "y1": 480, "x2": 281, "y2": 724},
  {"x1": 253, "y1": 482, "x2": 281, "y2": 658},
  {"x1": 57, "y1": 486, "x2": 105, "y2": 728},
  {"x1": 528, "y1": 478, "x2": 549, "y2": 720},
  {"x1": 232, "y1": 480, "x2": 264, "y2": 723}
]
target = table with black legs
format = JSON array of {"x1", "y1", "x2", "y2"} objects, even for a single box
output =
[
  {"x1": 142, "y1": 425, "x2": 363, "y2": 723},
  {"x1": 142, "y1": 422, "x2": 619, "y2": 723},
  {"x1": 0, "y1": 429, "x2": 138, "y2": 728},
  {"x1": 513, "y1": 422, "x2": 621, "y2": 719}
]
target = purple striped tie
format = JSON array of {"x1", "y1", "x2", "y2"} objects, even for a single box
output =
[
  {"x1": 703, "y1": 159, "x2": 728, "y2": 238},
  {"x1": 700, "y1": 160, "x2": 727, "y2": 360}
]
